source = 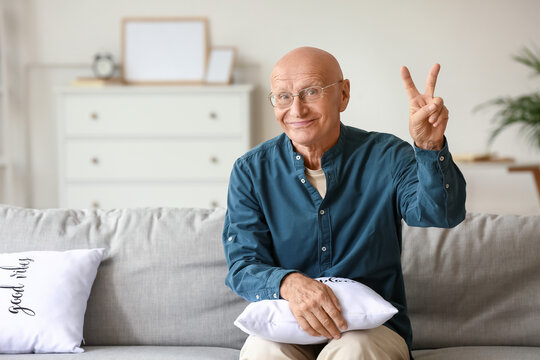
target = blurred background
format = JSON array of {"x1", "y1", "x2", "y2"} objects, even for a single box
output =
[{"x1": 0, "y1": 0, "x2": 539, "y2": 214}]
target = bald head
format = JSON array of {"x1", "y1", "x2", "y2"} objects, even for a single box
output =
[
  {"x1": 271, "y1": 47, "x2": 343, "y2": 85},
  {"x1": 269, "y1": 47, "x2": 350, "y2": 156}
]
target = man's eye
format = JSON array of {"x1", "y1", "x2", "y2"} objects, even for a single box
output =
[
  {"x1": 304, "y1": 87, "x2": 320, "y2": 97},
  {"x1": 278, "y1": 93, "x2": 291, "y2": 101}
]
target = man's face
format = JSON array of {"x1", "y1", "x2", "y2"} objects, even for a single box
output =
[{"x1": 270, "y1": 59, "x2": 349, "y2": 149}]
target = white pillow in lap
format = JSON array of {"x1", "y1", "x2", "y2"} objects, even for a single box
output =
[
  {"x1": 0, "y1": 249, "x2": 105, "y2": 353},
  {"x1": 234, "y1": 277, "x2": 398, "y2": 344}
]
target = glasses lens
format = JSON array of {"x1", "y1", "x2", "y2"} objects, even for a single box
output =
[
  {"x1": 299, "y1": 86, "x2": 323, "y2": 102},
  {"x1": 270, "y1": 92, "x2": 293, "y2": 108}
]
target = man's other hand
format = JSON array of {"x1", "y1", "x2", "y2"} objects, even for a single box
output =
[
  {"x1": 401, "y1": 63, "x2": 449, "y2": 151},
  {"x1": 279, "y1": 273, "x2": 348, "y2": 340}
]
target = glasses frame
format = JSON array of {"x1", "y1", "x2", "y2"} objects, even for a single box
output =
[{"x1": 268, "y1": 80, "x2": 343, "y2": 108}]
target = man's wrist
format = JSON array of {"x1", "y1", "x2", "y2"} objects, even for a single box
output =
[
  {"x1": 414, "y1": 139, "x2": 444, "y2": 151},
  {"x1": 279, "y1": 272, "x2": 302, "y2": 300}
]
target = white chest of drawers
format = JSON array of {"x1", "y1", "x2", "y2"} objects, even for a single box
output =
[{"x1": 56, "y1": 85, "x2": 252, "y2": 209}]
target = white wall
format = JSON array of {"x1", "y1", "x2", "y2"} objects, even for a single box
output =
[{"x1": 4, "y1": 0, "x2": 540, "y2": 210}]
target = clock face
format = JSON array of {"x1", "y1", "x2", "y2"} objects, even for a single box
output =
[
  {"x1": 93, "y1": 54, "x2": 115, "y2": 79},
  {"x1": 97, "y1": 60, "x2": 113, "y2": 75}
]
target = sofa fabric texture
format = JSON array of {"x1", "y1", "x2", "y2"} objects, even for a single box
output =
[
  {"x1": 0, "y1": 206, "x2": 248, "y2": 351},
  {"x1": 1, "y1": 205, "x2": 539, "y2": 359},
  {"x1": 402, "y1": 212, "x2": 540, "y2": 350}
]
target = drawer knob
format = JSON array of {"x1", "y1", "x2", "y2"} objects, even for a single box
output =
[
  {"x1": 90, "y1": 112, "x2": 99, "y2": 120},
  {"x1": 210, "y1": 200, "x2": 219, "y2": 208},
  {"x1": 91, "y1": 202, "x2": 100, "y2": 209},
  {"x1": 209, "y1": 156, "x2": 218, "y2": 164},
  {"x1": 91, "y1": 157, "x2": 100, "y2": 165},
  {"x1": 209, "y1": 112, "x2": 218, "y2": 120}
]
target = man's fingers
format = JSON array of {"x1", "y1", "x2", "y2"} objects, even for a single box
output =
[
  {"x1": 312, "y1": 307, "x2": 341, "y2": 339},
  {"x1": 325, "y1": 285, "x2": 341, "y2": 311},
  {"x1": 425, "y1": 63, "x2": 441, "y2": 98},
  {"x1": 400, "y1": 66, "x2": 420, "y2": 100},
  {"x1": 296, "y1": 314, "x2": 322, "y2": 338},
  {"x1": 428, "y1": 97, "x2": 444, "y2": 124},
  {"x1": 433, "y1": 106, "x2": 449, "y2": 128},
  {"x1": 412, "y1": 97, "x2": 444, "y2": 124},
  {"x1": 324, "y1": 286, "x2": 348, "y2": 330},
  {"x1": 302, "y1": 311, "x2": 334, "y2": 339}
]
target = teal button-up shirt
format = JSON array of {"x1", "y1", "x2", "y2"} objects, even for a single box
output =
[{"x1": 223, "y1": 123, "x2": 466, "y2": 349}]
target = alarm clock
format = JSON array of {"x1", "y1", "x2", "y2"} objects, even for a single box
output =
[{"x1": 92, "y1": 53, "x2": 115, "y2": 79}]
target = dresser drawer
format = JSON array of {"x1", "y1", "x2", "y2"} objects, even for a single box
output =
[
  {"x1": 64, "y1": 139, "x2": 242, "y2": 180},
  {"x1": 62, "y1": 93, "x2": 245, "y2": 136},
  {"x1": 64, "y1": 183, "x2": 228, "y2": 209}
]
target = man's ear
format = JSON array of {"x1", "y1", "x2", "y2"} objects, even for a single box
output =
[{"x1": 339, "y1": 79, "x2": 350, "y2": 112}]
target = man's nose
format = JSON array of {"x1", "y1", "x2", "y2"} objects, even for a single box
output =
[{"x1": 289, "y1": 95, "x2": 308, "y2": 117}]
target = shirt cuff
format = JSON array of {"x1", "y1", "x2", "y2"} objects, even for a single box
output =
[
  {"x1": 413, "y1": 137, "x2": 451, "y2": 171},
  {"x1": 237, "y1": 268, "x2": 297, "y2": 302}
]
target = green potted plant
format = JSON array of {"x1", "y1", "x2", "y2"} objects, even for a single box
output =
[{"x1": 477, "y1": 47, "x2": 540, "y2": 150}]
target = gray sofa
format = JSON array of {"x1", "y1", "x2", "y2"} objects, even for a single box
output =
[{"x1": 0, "y1": 205, "x2": 538, "y2": 359}]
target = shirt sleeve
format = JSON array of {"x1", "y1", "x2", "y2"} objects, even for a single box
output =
[
  {"x1": 394, "y1": 137, "x2": 467, "y2": 228},
  {"x1": 222, "y1": 159, "x2": 297, "y2": 302}
]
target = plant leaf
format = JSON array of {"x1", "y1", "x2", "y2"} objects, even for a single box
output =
[{"x1": 513, "y1": 46, "x2": 540, "y2": 76}]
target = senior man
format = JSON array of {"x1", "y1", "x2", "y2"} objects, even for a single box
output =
[{"x1": 223, "y1": 47, "x2": 466, "y2": 360}]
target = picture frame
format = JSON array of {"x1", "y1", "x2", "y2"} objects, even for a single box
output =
[
  {"x1": 121, "y1": 17, "x2": 208, "y2": 85},
  {"x1": 205, "y1": 47, "x2": 236, "y2": 84}
]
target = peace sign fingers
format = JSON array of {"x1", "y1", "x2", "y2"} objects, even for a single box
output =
[
  {"x1": 425, "y1": 63, "x2": 441, "y2": 98},
  {"x1": 400, "y1": 66, "x2": 420, "y2": 100},
  {"x1": 402, "y1": 62, "x2": 448, "y2": 151}
]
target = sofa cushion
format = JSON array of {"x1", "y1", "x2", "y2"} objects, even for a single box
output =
[
  {"x1": 402, "y1": 212, "x2": 540, "y2": 349},
  {"x1": 413, "y1": 346, "x2": 540, "y2": 360},
  {"x1": 0, "y1": 346, "x2": 240, "y2": 360},
  {"x1": 0, "y1": 206, "x2": 248, "y2": 350}
]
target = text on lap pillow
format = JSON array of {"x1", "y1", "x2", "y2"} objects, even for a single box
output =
[
  {"x1": 234, "y1": 277, "x2": 398, "y2": 344},
  {"x1": 0, "y1": 248, "x2": 105, "y2": 354}
]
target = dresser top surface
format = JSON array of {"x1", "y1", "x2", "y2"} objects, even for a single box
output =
[{"x1": 56, "y1": 84, "x2": 254, "y2": 95}]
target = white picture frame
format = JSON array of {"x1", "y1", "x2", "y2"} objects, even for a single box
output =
[
  {"x1": 122, "y1": 17, "x2": 208, "y2": 84},
  {"x1": 205, "y1": 47, "x2": 236, "y2": 84}
]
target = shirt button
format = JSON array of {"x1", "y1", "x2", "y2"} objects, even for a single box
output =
[
  {"x1": 300, "y1": 178, "x2": 306, "y2": 184},
  {"x1": 255, "y1": 294, "x2": 260, "y2": 300},
  {"x1": 439, "y1": 156, "x2": 445, "y2": 162},
  {"x1": 319, "y1": 209, "x2": 325, "y2": 215},
  {"x1": 296, "y1": 155, "x2": 301, "y2": 160},
  {"x1": 273, "y1": 293, "x2": 278, "y2": 299},
  {"x1": 228, "y1": 236, "x2": 233, "y2": 241},
  {"x1": 445, "y1": 183, "x2": 450, "y2": 189},
  {"x1": 321, "y1": 246, "x2": 327, "y2": 252}
]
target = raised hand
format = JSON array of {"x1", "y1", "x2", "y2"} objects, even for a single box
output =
[
  {"x1": 400, "y1": 63, "x2": 448, "y2": 150},
  {"x1": 280, "y1": 273, "x2": 347, "y2": 340}
]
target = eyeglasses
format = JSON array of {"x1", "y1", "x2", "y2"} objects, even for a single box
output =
[{"x1": 268, "y1": 80, "x2": 342, "y2": 108}]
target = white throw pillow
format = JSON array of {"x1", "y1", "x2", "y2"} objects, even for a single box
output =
[
  {"x1": 234, "y1": 277, "x2": 398, "y2": 344},
  {"x1": 0, "y1": 248, "x2": 105, "y2": 354}
]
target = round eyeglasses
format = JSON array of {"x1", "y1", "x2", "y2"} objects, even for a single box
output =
[{"x1": 268, "y1": 80, "x2": 342, "y2": 108}]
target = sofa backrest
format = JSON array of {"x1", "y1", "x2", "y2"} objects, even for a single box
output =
[
  {"x1": 402, "y1": 212, "x2": 540, "y2": 349},
  {"x1": 0, "y1": 206, "x2": 248, "y2": 349},
  {"x1": 2, "y1": 206, "x2": 539, "y2": 350}
]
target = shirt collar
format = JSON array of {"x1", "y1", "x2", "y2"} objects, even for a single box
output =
[{"x1": 321, "y1": 122, "x2": 346, "y2": 167}]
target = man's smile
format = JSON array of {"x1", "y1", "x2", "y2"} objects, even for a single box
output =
[{"x1": 287, "y1": 119, "x2": 316, "y2": 127}]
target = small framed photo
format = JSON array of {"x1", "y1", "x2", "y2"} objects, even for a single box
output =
[
  {"x1": 205, "y1": 47, "x2": 236, "y2": 84},
  {"x1": 122, "y1": 17, "x2": 208, "y2": 84}
]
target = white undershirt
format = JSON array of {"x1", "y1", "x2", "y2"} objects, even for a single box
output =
[{"x1": 304, "y1": 167, "x2": 327, "y2": 198}]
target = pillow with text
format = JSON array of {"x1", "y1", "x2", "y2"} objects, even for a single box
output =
[
  {"x1": 0, "y1": 248, "x2": 105, "y2": 353},
  {"x1": 234, "y1": 277, "x2": 398, "y2": 344}
]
